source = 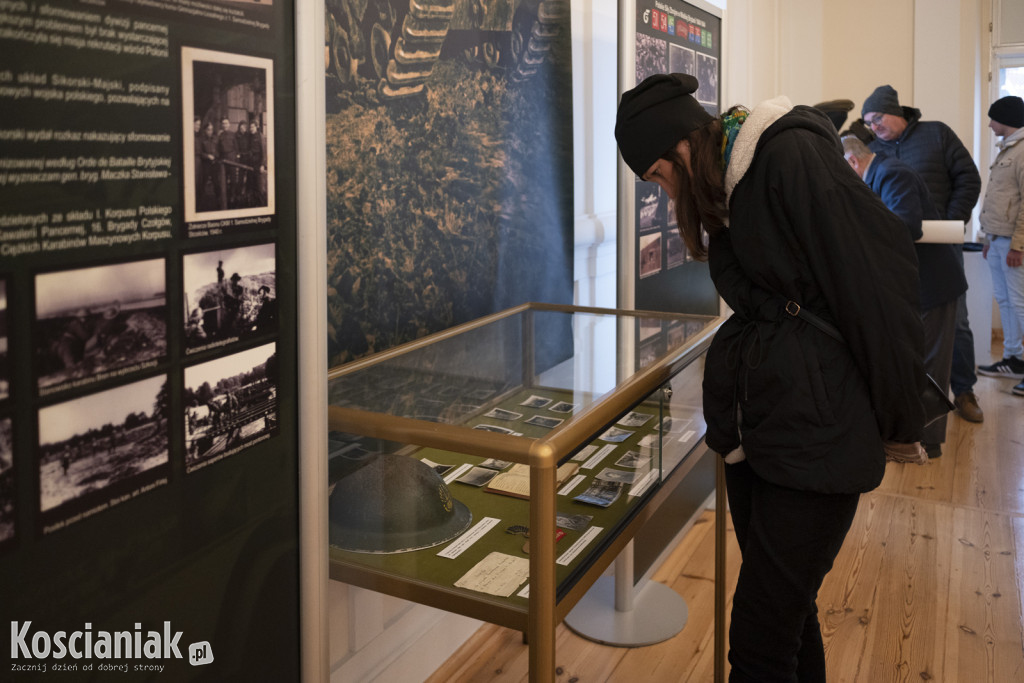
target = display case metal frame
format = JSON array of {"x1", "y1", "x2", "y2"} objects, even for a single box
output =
[{"x1": 327, "y1": 302, "x2": 723, "y2": 681}]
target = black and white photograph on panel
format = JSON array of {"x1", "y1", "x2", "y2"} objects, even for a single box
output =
[
  {"x1": 695, "y1": 53, "x2": 718, "y2": 105},
  {"x1": 639, "y1": 232, "x2": 662, "y2": 279},
  {"x1": 638, "y1": 183, "x2": 661, "y2": 232},
  {"x1": 182, "y1": 47, "x2": 275, "y2": 224},
  {"x1": 0, "y1": 417, "x2": 13, "y2": 551},
  {"x1": 37, "y1": 375, "x2": 170, "y2": 533},
  {"x1": 183, "y1": 243, "x2": 276, "y2": 351},
  {"x1": 0, "y1": 280, "x2": 8, "y2": 401},
  {"x1": 669, "y1": 43, "x2": 695, "y2": 76},
  {"x1": 666, "y1": 230, "x2": 686, "y2": 268},
  {"x1": 34, "y1": 259, "x2": 167, "y2": 396},
  {"x1": 183, "y1": 342, "x2": 278, "y2": 473},
  {"x1": 635, "y1": 32, "x2": 667, "y2": 82}
]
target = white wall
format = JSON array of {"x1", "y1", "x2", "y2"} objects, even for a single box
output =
[{"x1": 571, "y1": 0, "x2": 619, "y2": 309}]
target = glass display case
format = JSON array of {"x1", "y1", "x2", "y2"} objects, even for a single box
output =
[{"x1": 326, "y1": 303, "x2": 722, "y2": 681}]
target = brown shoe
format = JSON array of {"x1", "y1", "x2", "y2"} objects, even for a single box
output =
[{"x1": 954, "y1": 391, "x2": 984, "y2": 423}]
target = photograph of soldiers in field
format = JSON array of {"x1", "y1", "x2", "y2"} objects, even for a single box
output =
[
  {"x1": 183, "y1": 244, "x2": 276, "y2": 349},
  {"x1": 37, "y1": 376, "x2": 169, "y2": 526},
  {"x1": 183, "y1": 342, "x2": 278, "y2": 471},
  {"x1": 0, "y1": 280, "x2": 8, "y2": 401},
  {"x1": 182, "y1": 47, "x2": 274, "y2": 222},
  {"x1": 34, "y1": 260, "x2": 167, "y2": 392},
  {"x1": 0, "y1": 418, "x2": 13, "y2": 549}
]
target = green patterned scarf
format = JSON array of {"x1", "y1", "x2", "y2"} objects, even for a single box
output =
[{"x1": 721, "y1": 109, "x2": 749, "y2": 170}]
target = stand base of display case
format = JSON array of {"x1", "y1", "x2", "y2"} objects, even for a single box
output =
[{"x1": 564, "y1": 575, "x2": 687, "y2": 647}]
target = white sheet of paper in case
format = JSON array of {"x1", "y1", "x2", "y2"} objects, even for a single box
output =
[
  {"x1": 518, "y1": 584, "x2": 530, "y2": 598},
  {"x1": 678, "y1": 430, "x2": 695, "y2": 444},
  {"x1": 628, "y1": 469, "x2": 658, "y2": 498},
  {"x1": 558, "y1": 473, "x2": 585, "y2": 496},
  {"x1": 437, "y1": 517, "x2": 500, "y2": 559},
  {"x1": 556, "y1": 526, "x2": 604, "y2": 566},
  {"x1": 443, "y1": 462, "x2": 473, "y2": 485},
  {"x1": 454, "y1": 552, "x2": 530, "y2": 597},
  {"x1": 581, "y1": 444, "x2": 616, "y2": 470}
]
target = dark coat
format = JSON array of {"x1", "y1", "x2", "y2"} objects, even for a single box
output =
[
  {"x1": 865, "y1": 154, "x2": 967, "y2": 311},
  {"x1": 868, "y1": 107, "x2": 981, "y2": 222},
  {"x1": 704, "y1": 105, "x2": 926, "y2": 494}
]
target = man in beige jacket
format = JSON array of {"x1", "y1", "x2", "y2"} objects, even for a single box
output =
[{"x1": 978, "y1": 95, "x2": 1024, "y2": 396}]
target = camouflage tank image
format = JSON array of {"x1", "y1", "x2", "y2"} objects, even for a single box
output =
[{"x1": 326, "y1": 0, "x2": 568, "y2": 98}]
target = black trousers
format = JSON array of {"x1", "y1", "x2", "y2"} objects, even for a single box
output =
[
  {"x1": 725, "y1": 460, "x2": 860, "y2": 682},
  {"x1": 920, "y1": 299, "x2": 958, "y2": 445}
]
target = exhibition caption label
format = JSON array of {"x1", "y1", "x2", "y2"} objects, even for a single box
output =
[{"x1": 0, "y1": 205, "x2": 173, "y2": 257}]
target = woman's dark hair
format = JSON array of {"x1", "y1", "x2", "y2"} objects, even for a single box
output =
[{"x1": 663, "y1": 113, "x2": 731, "y2": 261}]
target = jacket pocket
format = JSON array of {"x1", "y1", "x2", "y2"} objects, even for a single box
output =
[{"x1": 798, "y1": 333, "x2": 837, "y2": 426}]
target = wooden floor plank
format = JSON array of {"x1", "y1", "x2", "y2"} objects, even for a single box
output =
[
  {"x1": 818, "y1": 493, "x2": 896, "y2": 682},
  {"x1": 944, "y1": 507, "x2": 1024, "y2": 682}
]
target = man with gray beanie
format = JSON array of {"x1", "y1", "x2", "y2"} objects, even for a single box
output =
[
  {"x1": 978, "y1": 95, "x2": 1024, "y2": 396},
  {"x1": 863, "y1": 84, "x2": 984, "y2": 428}
]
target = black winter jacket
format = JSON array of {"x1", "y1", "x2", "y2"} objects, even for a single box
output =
[
  {"x1": 865, "y1": 154, "x2": 967, "y2": 311},
  {"x1": 704, "y1": 104, "x2": 926, "y2": 494},
  {"x1": 868, "y1": 107, "x2": 981, "y2": 222}
]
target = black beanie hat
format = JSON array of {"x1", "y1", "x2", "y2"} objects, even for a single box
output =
[
  {"x1": 615, "y1": 73, "x2": 714, "y2": 178},
  {"x1": 861, "y1": 85, "x2": 903, "y2": 118},
  {"x1": 988, "y1": 96, "x2": 1024, "y2": 128}
]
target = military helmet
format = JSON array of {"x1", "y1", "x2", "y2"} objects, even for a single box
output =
[{"x1": 329, "y1": 453, "x2": 471, "y2": 554}]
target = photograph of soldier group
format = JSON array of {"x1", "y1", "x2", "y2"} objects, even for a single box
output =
[
  {"x1": 34, "y1": 260, "x2": 168, "y2": 391},
  {"x1": 37, "y1": 376, "x2": 169, "y2": 521},
  {"x1": 183, "y1": 48, "x2": 274, "y2": 220},
  {"x1": 183, "y1": 244, "x2": 277, "y2": 349},
  {"x1": 194, "y1": 114, "x2": 267, "y2": 212},
  {"x1": 0, "y1": 418, "x2": 12, "y2": 549},
  {"x1": 183, "y1": 342, "x2": 278, "y2": 470}
]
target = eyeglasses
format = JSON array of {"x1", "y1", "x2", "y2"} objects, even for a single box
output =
[{"x1": 863, "y1": 114, "x2": 886, "y2": 128}]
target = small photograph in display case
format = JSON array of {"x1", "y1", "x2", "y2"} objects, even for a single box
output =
[
  {"x1": 635, "y1": 32, "x2": 667, "y2": 82},
  {"x1": 183, "y1": 342, "x2": 278, "y2": 472},
  {"x1": 574, "y1": 479, "x2": 622, "y2": 508},
  {"x1": 34, "y1": 259, "x2": 167, "y2": 396},
  {"x1": 0, "y1": 279, "x2": 8, "y2": 401},
  {"x1": 525, "y1": 415, "x2": 563, "y2": 429},
  {"x1": 669, "y1": 43, "x2": 695, "y2": 75},
  {"x1": 0, "y1": 417, "x2": 12, "y2": 550},
  {"x1": 696, "y1": 53, "x2": 719, "y2": 105},
  {"x1": 183, "y1": 243, "x2": 276, "y2": 351},
  {"x1": 37, "y1": 375, "x2": 170, "y2": 533},
  {"x1": 182, "y1": 47, "x2": 275, "y2": 224},
  {"x1": 484, "y1": 407, "x2": 522, "y2": 421},
  {"x1": 639, "y1": 233, "x2": 663, "y2": 279}
]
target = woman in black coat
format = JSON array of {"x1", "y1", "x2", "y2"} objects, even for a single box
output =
[{"x1": 615, "y1": 74, "x2": 927, "y2": 682}]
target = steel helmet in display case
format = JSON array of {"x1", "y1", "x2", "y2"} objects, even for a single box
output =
[{"x1": 328, "y1": 452, "x2": 472, "y2": 554}]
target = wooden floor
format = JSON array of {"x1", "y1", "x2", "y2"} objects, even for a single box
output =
[{"x1": 427, "y1": 368, "x2": 1024, "y2": 682}]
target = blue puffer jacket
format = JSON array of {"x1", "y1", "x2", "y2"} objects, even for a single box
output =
[
  {"x1": 865, "y1": 154, "x2": 967, "y2": 311},
  {"x1": 868, "y1": 107, "x2": 980, "y2": 222}
]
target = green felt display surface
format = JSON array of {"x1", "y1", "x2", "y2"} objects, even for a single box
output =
[{"x1": 329, "y1": 386, "x2": 706, "y2": 609}]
